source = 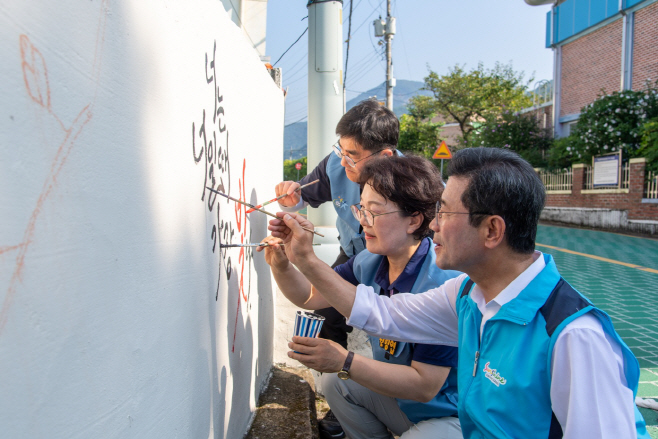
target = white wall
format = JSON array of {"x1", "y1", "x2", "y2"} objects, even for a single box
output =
[{"x1": 0, "y1": 1, "x2": 283, "y2": 438}]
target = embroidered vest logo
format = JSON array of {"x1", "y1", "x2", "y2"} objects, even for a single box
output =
[
  {"x1": 483, "y1": 362, "x2": 507, "y2": 387},
  {"x1": 333, "y1": 196, "x2": 347, "y2": 209}
]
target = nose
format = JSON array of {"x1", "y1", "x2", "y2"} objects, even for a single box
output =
[
  {"x1": 430, "y1": 217, "x2": 441, "y2": 233},
  {"x1": 340, "y1": 154, "x2": 350, "y2": 169},
  {"x1": 358, "y1": 213, "x2": 370, "y2": 228}
]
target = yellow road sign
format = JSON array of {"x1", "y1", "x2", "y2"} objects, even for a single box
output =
[{"x1": 432, "y1": 141, "x2": 452, "y2": 159}]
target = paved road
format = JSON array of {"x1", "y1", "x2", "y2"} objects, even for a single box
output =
[{"x1": 536, "y1": 224, "x2": 658, "y2": 435}]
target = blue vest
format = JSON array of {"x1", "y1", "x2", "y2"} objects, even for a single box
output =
[
  {"x1": 455, "y1": 253, "x2": 650, "y2": 439},
  {"x1": 326, "y1": 150, "x2": 403, "y2": 257},
  {"x1": 351, "y1": 240, "x2": 462, "y2": 423}
]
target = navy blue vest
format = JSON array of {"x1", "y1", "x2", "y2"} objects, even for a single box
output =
[{"x1": 351, "y1": 240, "x2": 461, "y2": 423}]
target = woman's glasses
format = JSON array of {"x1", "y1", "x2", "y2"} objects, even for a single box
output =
[{"x1": 350, "y1": 204, "x2": 404, "y2": 226}]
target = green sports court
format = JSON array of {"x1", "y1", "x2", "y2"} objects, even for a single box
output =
[{"x1": 537, "y1": 224, "x2": 658, "y2": 436}]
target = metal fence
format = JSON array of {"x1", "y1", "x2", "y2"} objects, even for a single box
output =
[
  {"x1": 583, "y1": 162, "x2": 630, "y2": 190},
  {"x1": 646, "y1": 170, "x2": 658, "y2": 199},
  {"x1": 537, "y1": 168, "x2": 572, "y2": 191}
]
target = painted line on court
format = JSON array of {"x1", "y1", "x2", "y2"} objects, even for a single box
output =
[{"x1": 536, "y1": 243, "x2": 658, "y2": 275}]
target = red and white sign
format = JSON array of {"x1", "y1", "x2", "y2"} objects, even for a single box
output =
[{"x1": 295, "y1": 162, "x2": 302, "y2": 170}]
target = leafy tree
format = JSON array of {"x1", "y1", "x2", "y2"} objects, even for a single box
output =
[
  {"x1": 638, "y1": 117, "x2": 658, "y2": 173},
  {"x1": 468, "y1": 110, "x2": 551, "y2": 168},
  {"x1": 422, "y1": 62, "x2": 533, "y2": 143},
  {"x1": 398, "y1": 95, "x2": 444, "y2": 158},
  {"x1": 283, "y1": 157, "x2": 307, "y2": 181},
  {"x1": 566, "y1": 81, "x2": 658, "y2": 164}
]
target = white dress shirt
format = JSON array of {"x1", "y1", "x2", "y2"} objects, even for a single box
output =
[{"x1": 348, "y1": 251, "x2": 638, "y2": 438}]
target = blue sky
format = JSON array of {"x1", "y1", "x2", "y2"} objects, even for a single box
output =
[{"x1": 265, "y1": 0, "x2": 554, "y2": 125}]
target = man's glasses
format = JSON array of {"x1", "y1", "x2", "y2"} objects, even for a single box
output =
[
  {"x1": 332, "y1": 142, "x2": 384, "y2": 168},
  {"x1": 435, "y1": 201, "x2": 491, "y2": 221},
  {"x1": 351, "y1": 204, "x2": 404, "y2": 226}
]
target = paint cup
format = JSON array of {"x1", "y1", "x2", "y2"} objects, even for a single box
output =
[{"x1": 293, "y1": 310, "x2": 325, "y2": 340}]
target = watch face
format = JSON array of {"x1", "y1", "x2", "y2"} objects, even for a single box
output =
[{"x1": 337, "y1": 370, "x2": 349, "y2": 380}]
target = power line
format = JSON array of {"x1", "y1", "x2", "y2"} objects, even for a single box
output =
[
  {"x1": 273, "y1": 27, "x2": 308, "y2": 66},
  {"x1": 343, "y1": 0, "x2": 354, "y2": 90},
  {"x1": 285, "y1": 115, "x2": 308, "y2": 126}
]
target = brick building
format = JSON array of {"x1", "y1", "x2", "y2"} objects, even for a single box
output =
[{"x1": 528, "y1": 0, "x2": 658, "y2": 137}]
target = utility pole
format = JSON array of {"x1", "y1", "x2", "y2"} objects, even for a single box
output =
[
  {"x1": 307, "y1": 0, "x2": 343, "y2": 227},
  {"x1": 374, "y1": 4, "x2": 395, "y2": 110},
  {"x1": 385, "y1": 0, "x2": 394, "y2": 111}
]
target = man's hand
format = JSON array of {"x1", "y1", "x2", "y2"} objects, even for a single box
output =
[
  {"x1": 288, "y1": 336, "x2": 348, "y2": 373},
  {"x1": 275, "y1": 181, "x2": 301, "y2": 207},
  {"x1": 268, "y1": 212, "x2": 316, "y2": 267},
  {"x1": 255, "y1": 236, "x2": 289, "y2": 271}
]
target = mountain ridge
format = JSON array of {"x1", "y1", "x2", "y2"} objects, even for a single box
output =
[{"x1": 283, "y1": 79, "x2": 429, "y2": 160}]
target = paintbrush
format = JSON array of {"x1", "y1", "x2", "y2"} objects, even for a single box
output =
[
  {"x1": 205, "y1": 186, "x2": 324, "y2": 238},
  {"x1": 220, "y1": 243, "x2": 321, "y2": 248},
  {"x1": 246, "y1": 179, "x2": 320, "y2": 213}
]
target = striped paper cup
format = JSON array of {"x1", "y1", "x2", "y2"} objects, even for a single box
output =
[{"x1": 293, "y1": 311, "x2": 325, "y2": 339}]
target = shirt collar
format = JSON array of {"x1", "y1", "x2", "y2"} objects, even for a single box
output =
[
  {"x1": 471, "y1": 251, "x2": 546, "y2": 314},
  {"x1": 373, "y1": 238, "x2": 431, "y2": 296}
]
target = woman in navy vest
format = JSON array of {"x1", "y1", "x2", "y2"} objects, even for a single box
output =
[{"x1": 260, "y1": 155, "x2": 462, "y2": 439}]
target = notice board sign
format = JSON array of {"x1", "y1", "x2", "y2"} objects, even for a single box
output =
[{"x1": 593, "y1": 151, "x2": 622, "y2": 188}]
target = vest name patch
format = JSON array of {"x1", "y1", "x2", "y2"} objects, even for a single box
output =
[
  {"x1": 379, "y1": 338, "x2": 397, "y2": 355},
  {"x1": 483, "y1": 362, "x2": 507, "y2": 387}
]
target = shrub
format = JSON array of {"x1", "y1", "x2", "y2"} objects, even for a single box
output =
[
  {"x1": 546, "y1": 135, "x2": 578, "y2": 169},
  {"x1": 567, "y1": 81, "x2": 658, "y2": 163},
  {"x1": 638, "y1": 117, "x2": 658, "y2": 173}
]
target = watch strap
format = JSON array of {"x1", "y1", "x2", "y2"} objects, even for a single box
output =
[{"x1": 341, "y1": 351, "x2": 354, "y2": 374}]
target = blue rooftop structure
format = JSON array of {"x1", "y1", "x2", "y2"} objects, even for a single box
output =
[{"x1": 545, "y1": 0, "x2": 652, "y2": 46}]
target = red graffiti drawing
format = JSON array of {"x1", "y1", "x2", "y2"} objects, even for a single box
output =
[{"x1": 0, "y1": 3, "x2": 107, "y2": 336}]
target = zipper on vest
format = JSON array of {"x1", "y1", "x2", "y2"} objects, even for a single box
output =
[{"x1": 472, "y1": 351, "x2": 480, "y2": 377}]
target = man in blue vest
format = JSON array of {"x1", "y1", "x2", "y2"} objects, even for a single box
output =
[{"x1": 272, "y1": 147, "x2": 651, "y2": 438}]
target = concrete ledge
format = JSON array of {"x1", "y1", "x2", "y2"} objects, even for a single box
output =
[
  {"x1": 546, "y1": 190, "x2": 572, "y2": 195},
  {"x1": 541, "y1": 206, "x2": 658, "y2": 235},
  {"x1": 245, "y1": 365, "x2": 319, "y2": 439},
  {"x1": 581, "y1": 188, "x2": 629, "y2": 194}
]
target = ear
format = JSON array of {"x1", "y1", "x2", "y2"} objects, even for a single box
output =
[
  {"x1": 481, "y1": 215, "x2": 506, "y2": 250},
  {"x1": 407, "y1": 213, "x2": 424, "y2": 236},
  {"x1": 380, "y1": 149, "x2": 394, "y2": 157}
]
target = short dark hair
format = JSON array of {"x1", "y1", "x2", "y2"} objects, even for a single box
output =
[
  {"x1": 359, "y1": 154, "x2": 443, "y2": 240},
  {"x1": 336, "y1": 99, "x2": 399, "y2": 152},
  {"x1": 447, "y1": 147, "x2": 545, "y2": 254}
]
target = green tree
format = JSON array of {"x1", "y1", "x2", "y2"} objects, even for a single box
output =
[
  {"x1": 422, "y1": 62, "x2": 533, "y2": 144},
  {"x1": 398, "y1": 95, "x2": 444, "y2": 158},
  {"x1": 283, "y1": 157, "x2": 307, "y2": 181},
  {"x1": 468, "y1": 110, "x2": 551, "y2": 168},
  {"x1": 638, "y1": 117, "x2": 658, "y2": 173}
]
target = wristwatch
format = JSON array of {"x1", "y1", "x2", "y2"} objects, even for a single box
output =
[{"x1": 337, "y1": 351, "x2": 354, "y2": 380}]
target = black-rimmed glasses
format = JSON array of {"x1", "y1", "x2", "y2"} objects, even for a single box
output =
[
  {"x1": 351, "y1": 204, "x2": 404, "y2": 226},
  {"x1": 332, "y1": 142, "x2": 384, "y2": 168}
]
